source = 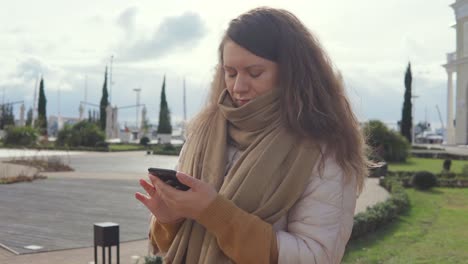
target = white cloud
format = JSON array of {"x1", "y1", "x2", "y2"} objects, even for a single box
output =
[
  {"x1": 116, "y1": 6, "x2": 138, "y2": 39},
  {"x1": 116, "y1": 12, "x2": 208, "y2": 62},
  {"x1": 0, "y1": 0, "x2": 457, "y2": 129}
]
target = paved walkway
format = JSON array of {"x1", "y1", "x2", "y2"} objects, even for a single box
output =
[
  {"x1": 0, "y1": 151, "x2": 389, "y2": 264},
  {"x1": 354, "y1": 178, "x2": 389, "y2": 214}
]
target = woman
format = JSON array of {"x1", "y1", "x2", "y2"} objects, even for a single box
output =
[{"x1": 135, "y1": 7, "x2": 369, "y2": 264}]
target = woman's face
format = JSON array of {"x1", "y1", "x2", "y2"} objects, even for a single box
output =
[{"x1": 222, "y1": 40, "x2": 279, "y2": 107}]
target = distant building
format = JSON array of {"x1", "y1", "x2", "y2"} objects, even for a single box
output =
[
  {"x1": 444, "y1": 0, "x2": 468, "y2": 144},
  {"x1": 114, "y1": 122, "x2": 184, "y2": 145},
  {"x1": 48, "y1": 115, "x2": 80, "y2": 137},
  {"x1": 415, "y1": 132, "x2": 444, "y2": 144}
]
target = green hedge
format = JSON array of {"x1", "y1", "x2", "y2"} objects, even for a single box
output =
[
  {"x1": 387, "y1": 170, "x2": 468, "y2": 188},
  {"x1": 438, "y1": 179, "x2": 468, "y2": 187},
  {"x1": 350, "y1": 178, "x2": 409, "y2": 240},
  {"x1": 150, "y1": 144, "x2": 183, "y2": 156},
  {"x1": 43, "y1": 145, "x2": 109, "y2": 152},
  {"x1": 411, "y1": 152, "x2": 468, "y2": 161}
]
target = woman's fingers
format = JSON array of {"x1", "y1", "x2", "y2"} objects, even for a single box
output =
[
  {"x1": 152, "y1": 175, "x2": 184, "y2": 201},
  {"x1": 148, "y1": 174, "x2": 159, "y2": 185},
  {"x1": 139, "y1": 179, "x2": 156, "y2": 197},
  {"x1": 176, "y1": 172, "x2": 198, "y2": 189},
  {"x1": 135, "y1": 192, "x2": 150, "y2": 206}
]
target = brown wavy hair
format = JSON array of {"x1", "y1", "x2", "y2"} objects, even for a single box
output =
[{"x1": 187, "y1": 7, "x2": 369, "y2": 194}]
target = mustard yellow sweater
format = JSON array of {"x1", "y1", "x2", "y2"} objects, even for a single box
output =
[{"x1": 149, "y1": 194, "x2": 278, "y2": 263}]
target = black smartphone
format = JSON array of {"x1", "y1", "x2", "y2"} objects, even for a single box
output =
[{"x1": 147, "y1": 168, "x2": 190, "y2": 191}]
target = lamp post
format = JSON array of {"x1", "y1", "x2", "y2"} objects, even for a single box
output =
[
  {"x1": 109, "y1": 55, "x2": 113, "y2": 104},
  {"x1": 412, "y1": 95, "x2": 419, "y2": 145},
  {"x1": 133, "y1": 88, "x2": 141, "y2": 131}
]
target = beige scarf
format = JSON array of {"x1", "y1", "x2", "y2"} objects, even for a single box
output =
[{"x1": 164, "y1": 88, "x2": 321, "y2": 264}]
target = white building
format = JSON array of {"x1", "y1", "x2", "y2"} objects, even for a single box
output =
[
  {"x1": 444, "y1": 0, "x2": 468, "y2": 145},
  {"x1": 48, "y1": 115, "x2": 81, "y2": 137}
]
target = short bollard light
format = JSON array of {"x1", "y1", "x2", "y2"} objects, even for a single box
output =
[{"x1": 94, "y1": 222, "x2": 120, "y2": 264}]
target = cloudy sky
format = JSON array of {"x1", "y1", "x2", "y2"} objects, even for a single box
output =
[{"x1": 0, "y1": 0, "x2": 455, "y2": 129}]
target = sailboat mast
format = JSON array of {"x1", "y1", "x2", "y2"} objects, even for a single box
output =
[{"x1": 183, "y1": 78, "x2": 187, "y2": 122}]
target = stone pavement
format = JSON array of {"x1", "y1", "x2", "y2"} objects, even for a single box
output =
[
  {"x1": 0, "y1": 151, "x2": 389, "y2": 264},
  {"x1": 0, "y1": 239, "x2": 149, "y2": 264},
  {"x1": 354, "y1": 178, "x2": 389, "y2": 214}
]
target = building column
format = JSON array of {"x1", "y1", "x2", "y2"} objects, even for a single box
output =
[
  {"x1": 447, "y1": 70, "x2": 455, "y2": 144},
  {"x1": 19, "y1": 103, "x2": 25, "y2": 126}
]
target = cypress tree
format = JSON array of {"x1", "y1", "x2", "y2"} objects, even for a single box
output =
[
  {"x1": 99, "y1": 67, "x2": 109, "y2": 131},
  {"x1": 37, "y1": 77, "x2": 48, "y2": 136},
  {"x1": 88, "y1": 110, "x2": 92, "y2": 123},
  {"x1": 400, "y1": 62, "x2": 412, "y2": 143},
  {"x1": 26, "y1": 108, "x2": 33, "y2": 126},
  {"x1": 157, "y1": 76, "x2": 172, "y2": 134},
  {"x1": 5, "y1": 104, "x2": 14, "y2": 127},
  {"x1": 0, "y1": 105, "x2": 6, "y2": 129}
]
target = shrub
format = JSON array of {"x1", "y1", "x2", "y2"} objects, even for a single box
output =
[
  {"x1": 0, "y1": 173, "x2": 47, "y2": 184},
  {"x1": 440, "y1": 170, "x2": 456, "y2": 179},
  {"x1": 56, "y1": 121, "x2": 105, "y2": 148},
  {"x1": 140, "y1": 136, "x2": 150, "y2": 146},
  {"x1": 95, "y1": 141, "x2": 109, "y2": 148},
  {"x1": 462, "y1": 164, "x2": 468, "y2": 177},
  {"x1": 411, "y1": 171, "x2": 437, "y2": 190},
  {"x1": 364, "y1": 120, "x2": 410, "y2": 162},
  {"x1": 163, "y1": 143, "x2": 175, "y2": 151},
  {"x1": 3, "y1": 126, "x2": 38, "y2": 146},
  {"x1": 443, "y1": 159, "x2": 452, "y2": 171},
  {"x1": 142, "y1": 255, "x2": 163, "y2": 264},
  {"x1": 151, "y1": 144, "x2": 182, "y2": 156}
]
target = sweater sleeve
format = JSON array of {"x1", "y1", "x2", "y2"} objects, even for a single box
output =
[
  {"x1": 196, "y1": 195, "x2": 278, "y2": 264},
  {"x1": 148, "y1": 143, "x2": 188, "y2": 254}
]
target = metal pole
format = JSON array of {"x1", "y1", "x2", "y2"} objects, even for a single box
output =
[
  {"x1": 133, "y1": 88, "x2": 141, "y2": 130},
  {"x1": 183, "y1": 78, "x2": 187, "y2": 122},
  {"x1": 117, "y1": 244, "x2": 120, "y2": 264},
  {"x1": 412, "y1": 95, "x2": 419, "y2": 145},
  {"x1": 32, "y1": 77, "x2": 38, "y2": 125},
  {"x1": 85, "y1": 75, "x2": 88, "y2": 114},
  {"x1": 137, "y1": 91, "x2": 140, "y2": 129},
  {"x1": 109, "y1": 55, "x2": 113, "y2": 104}
]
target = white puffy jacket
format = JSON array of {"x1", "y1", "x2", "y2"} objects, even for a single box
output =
[
  {"x1": 175, "y1": 144, "x2": 358, "y2": 264},
  {"x1": 224, "y1": 144, "x2": 357, "y2": 264}
]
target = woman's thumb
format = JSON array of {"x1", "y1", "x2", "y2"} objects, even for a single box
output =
[{"x1": 176, "y1": 172, "x2": 197, "y2": 188}]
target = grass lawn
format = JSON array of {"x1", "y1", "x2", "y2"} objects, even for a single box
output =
[
  {"x1": 388, "y1": 157, "x2": 467, "y2": 174},
  {"x1": 343, "y1": 188, "x2": 468, "y2": 264},
  {"x1": 108, "y1": 144, "x2": 147, "y2": 151}
]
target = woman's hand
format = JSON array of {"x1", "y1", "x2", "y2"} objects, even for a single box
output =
[
  {"x1": 135, "y1": 174, "x2": 186, "y2": 224},
  {"x1": 142, "y1": 172, "x2": 218, "y2": 221}
]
